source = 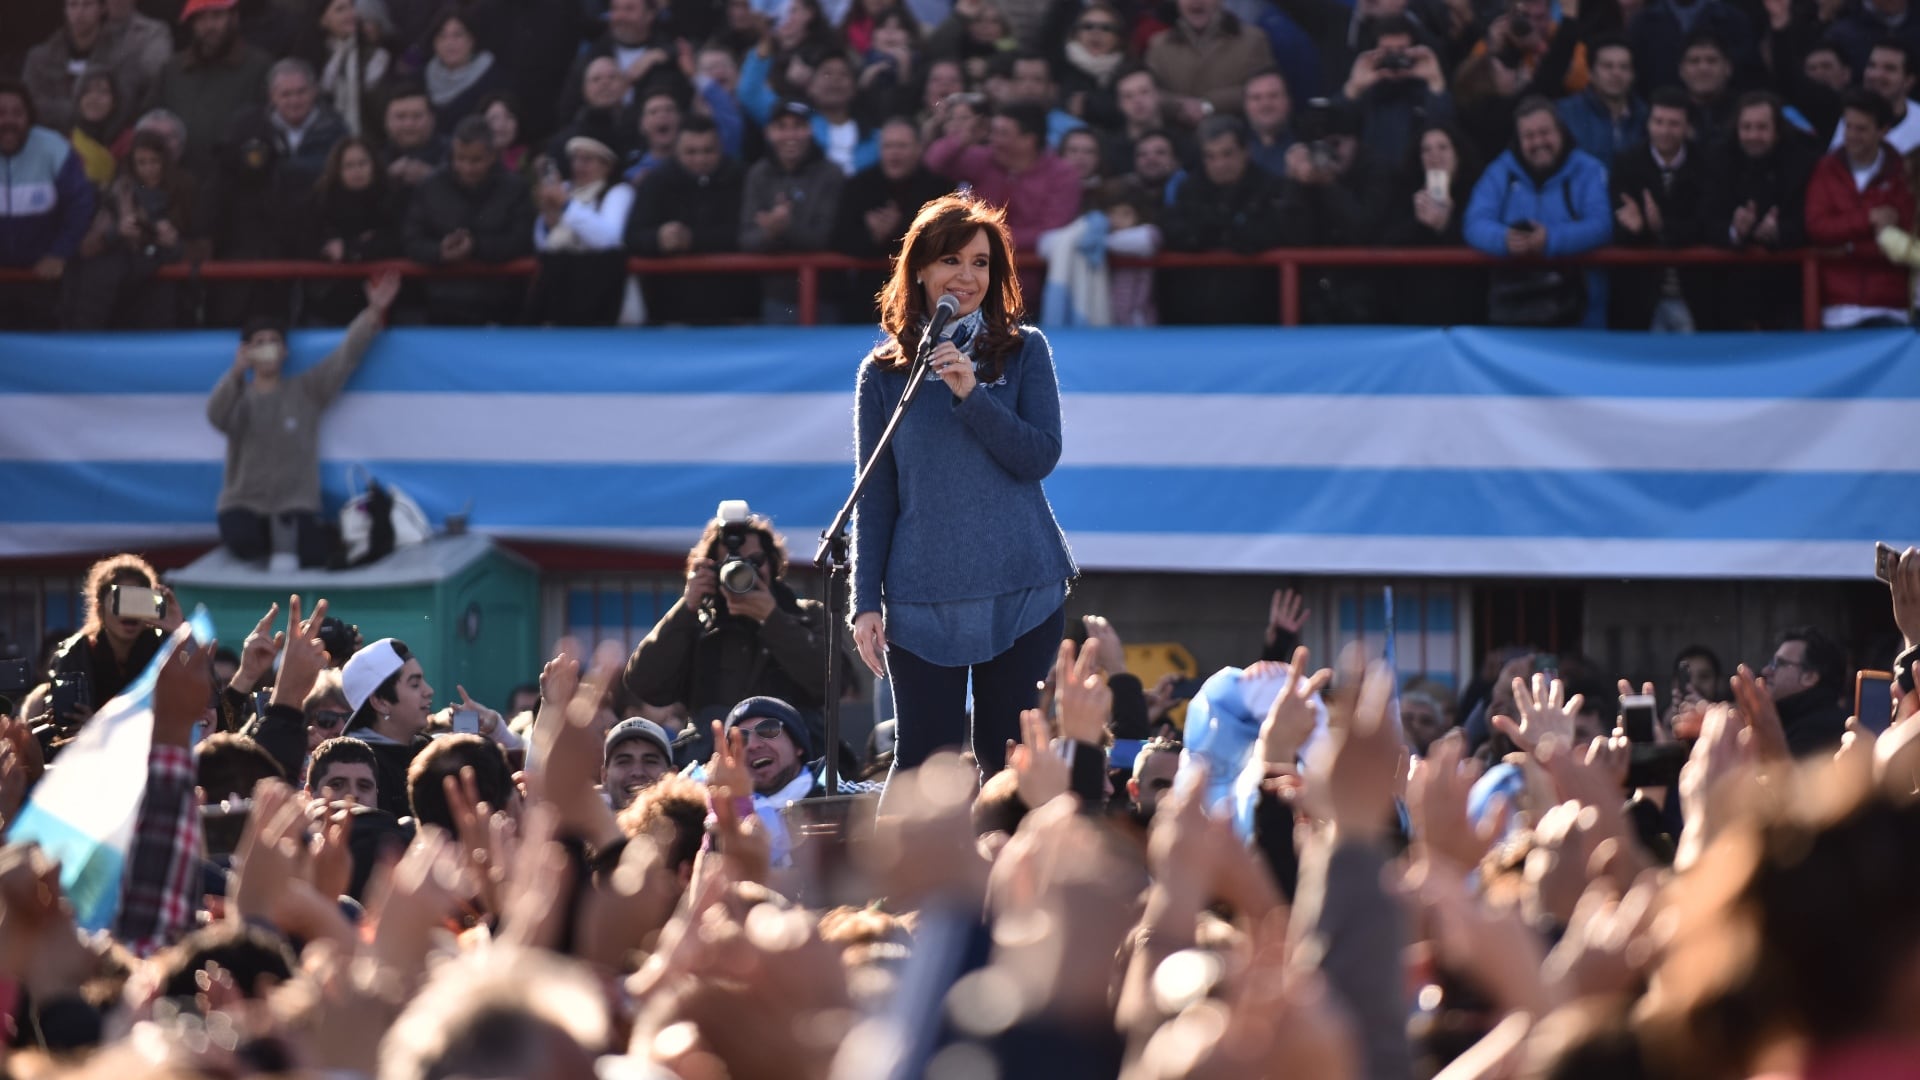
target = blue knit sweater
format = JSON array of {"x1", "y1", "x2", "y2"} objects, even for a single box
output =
[{"x1": 851, "y1": 327, "x2": 1078, "y2": 623}]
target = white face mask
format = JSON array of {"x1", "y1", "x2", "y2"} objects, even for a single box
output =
[{"x1": 245, "y1": 342, "x2": 286, "y2": 371}]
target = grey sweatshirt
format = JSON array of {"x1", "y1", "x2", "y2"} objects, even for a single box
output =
[{"x1": 206, "y1": 308, "x2": 381, "y2": 515}]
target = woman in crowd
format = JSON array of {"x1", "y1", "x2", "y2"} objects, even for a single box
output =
[
  {"x1": 303, "y1": 0, "x2": 391, "y2": 136},
  {"x1": 857, "y1": 8, "x2": 925, "y2": 117},
  {"x1": 419, "y1": 8, "x2": 501, "y2": 132},
  {"x1": 1051, "y1": 1, "x2": 1129, "y2": 130},
  {"x1": 64, "y1": 129, "x2": 194, "y2": 329},
  {"x1": 850, "y1": 193, "x2": 1076, "y2": 783},
  {"x1": 1058, "y1": 126, "x2": 1107, "y2": 208},
  {"x1": 479, "y1": 92, "x2": 534, "y2": 179},
  {"x1": 308, "y1": 135, "x2": 401, "y2": 323},
  {"x1": 528, "y1": 135, "x2": 635, "y2": 325},
  {"x1": 67, "y1": 71, "x2": 121, "y2": 187},
  {"x1": 47, "y1": 553, "x2": 180, "y2": 732},
  {"x1": 1382, "y1": 121, "x2": 1487, "y2": 325}
]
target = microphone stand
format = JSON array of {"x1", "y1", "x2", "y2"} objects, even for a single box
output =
[{"x1": 813, "y1": 323, "x2": 944, "y2": 797}]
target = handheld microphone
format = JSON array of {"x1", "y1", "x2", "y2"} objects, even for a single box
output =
[{"x1": 923, "y1": 293, "x2": 960, "y2": 346}]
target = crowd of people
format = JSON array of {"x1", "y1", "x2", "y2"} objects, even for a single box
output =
[
  {"x1": 12, "y1": 0, "x2": 1920, "y2": 329},
  {"x1": 1, "y1": 531, "x2": 1919, "y2": 1079}
]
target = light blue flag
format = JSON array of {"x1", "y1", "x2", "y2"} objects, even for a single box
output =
[{"x1": 10, "y1": 609, "x2": 214, "y2": 932}]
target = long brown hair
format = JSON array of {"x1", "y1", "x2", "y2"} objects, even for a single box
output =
[{"x1": 874, "y1": 193, "x2": 1024, "y2": 373}]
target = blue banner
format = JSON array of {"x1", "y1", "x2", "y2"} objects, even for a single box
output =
[{"x1": 2, "y1": 326, "x2": 1916, "y2": 578}]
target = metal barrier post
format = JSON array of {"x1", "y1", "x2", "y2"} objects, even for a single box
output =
[
  {"x1": 1280, "y1": 259, "x2": 1300, "y2": 327},
  {"x1": 798, "y1": 265, "x2": 819, "y2": 327},
  {"x1": 1801, "y1": 252, "x2": 1821, "y2": 331}
]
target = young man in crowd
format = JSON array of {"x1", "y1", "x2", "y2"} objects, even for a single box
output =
[
  {"x1": 604, "y1": 717, "x2": 674, "y2": 811},
  {"x1": 1610, "y1": 87, "x2": 1709, "y2": 330},
  {"x1": 401, "y1": 115, "x2": 534, "y2": 325},
  {"x1": 739, "y1": 101, "x2": 844, "y2": 322},
  {"x1": 0, "y1": 81, "x2": 93, "y2": 329},
  {"x1": 1806, "y1": 90, "x2": 1915, "y2": 328},
  {"x1": 306, "y1": 735, "x2": 381, "y2": 806}
]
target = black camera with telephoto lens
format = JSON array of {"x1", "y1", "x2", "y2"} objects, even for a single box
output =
[{"x1": 712, "y1": 500, "x2": 761, "y2": 597}]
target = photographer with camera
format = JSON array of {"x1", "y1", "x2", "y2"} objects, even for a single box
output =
[
  {"x1": 623, "y1": 502, "x2": 830, "y2": 743},
  {"x1": 1276, "y1": 98, "x2": 1391, "y2": 322},
  {"x1": 1341, "y1": 16, "x2": 1452, "y2": 167}
]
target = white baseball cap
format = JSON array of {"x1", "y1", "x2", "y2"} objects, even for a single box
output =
[{"x1": 341, "y1": 638, "x2": 409, "y2": 713}]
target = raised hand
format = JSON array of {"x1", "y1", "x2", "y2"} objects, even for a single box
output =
[
  {"x1": 1008, "y1": 707, "x2": 1069, "y2": 810},
  {"x1": 1267, "y1": 587, "x2": 1311, "y2": 644},
  {"x1": 1492, "y1": 672, "x2": 1584, "y2": 756},
  {"x1": 152, "y1": 623, "x2": 216, "y2": 748},
  {"x1": 1258, "y1": 645, "x2": 1331, "y2": 770},
  {"x1": 1408, "y1": 729, "x2": 1500, "y2": 871},
  {"x1": 1729, "y1": 664, "x2": 1791, "y2": 763},
  {"x1": 1053, "y1": 638, "x2": 1113, "y2": 744},
  {"x1": 364, "y1": 268, "x2": 401, "y2": 313},
  {"x1": 1890, "y1": 546, "x2": 1920, "y2": 649},
  {"x1": 233, "y1": 601, "x2": 282, "y2": 693},
  {"x1": 1317, "y1": 657, "x2": 1402, "y2": 844},
  {"x1": 1081, "y1": 614, "x2": 1129, "y2": 676},
  {"x1": 271, "y1": 594, "x2": 330, "y2": 710}
]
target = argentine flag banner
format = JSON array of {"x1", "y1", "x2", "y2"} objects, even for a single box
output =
[{"x1": 9, "y1": 609, "x2": 215, "y2": 932}]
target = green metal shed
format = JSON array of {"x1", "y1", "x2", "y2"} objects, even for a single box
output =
[{"x1": 167, "y1": 536, "x2": 540, "y2": 713}]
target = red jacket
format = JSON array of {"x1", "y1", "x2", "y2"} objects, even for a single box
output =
[{"x1": 1806, "y1": 144, "x2": 1916, "y2": 311}]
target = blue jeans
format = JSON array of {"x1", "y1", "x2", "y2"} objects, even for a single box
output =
[{"x1": 884, "y1": 606, "x2": 1066, "y2": 779}]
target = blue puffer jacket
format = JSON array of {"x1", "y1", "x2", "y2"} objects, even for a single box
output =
[
  {"x1": 0, "y1": 126, "x2": 95, "y2": 269},
  {"x1": 1464, "y1": 146, "x2": 1612, "y2": 256},
  {"x1": 1464, "y1": 145, "x2": 1612, "y2": 326},
  {"x1": 1556, "y1": 90, "x2": 1649, "y2": 168}
]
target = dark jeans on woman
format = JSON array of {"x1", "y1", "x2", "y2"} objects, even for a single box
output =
[
  {"x1": 885, "y1": 605, "x2": 1066, "y2": 779},
  {"x1": 218, "y1": 509, "x2": 329, "y2": 567}
]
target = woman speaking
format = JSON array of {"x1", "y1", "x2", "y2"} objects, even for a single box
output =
[{"x1": 850, "y1": 193, "x2": 1077, "y2": 777}]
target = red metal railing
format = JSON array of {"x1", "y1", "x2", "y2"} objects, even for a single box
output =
[{"x1": 0, "y1": 247, "x2": 1845, "y2": 329}]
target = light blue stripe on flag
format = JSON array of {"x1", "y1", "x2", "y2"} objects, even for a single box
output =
[{"x1": 9, "y1": 609, "x2": 214, "y2": 932}]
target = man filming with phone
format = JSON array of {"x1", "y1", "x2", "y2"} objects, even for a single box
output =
[{"x1": 623, "y1": 502, "x2": 831, "y2": 753}]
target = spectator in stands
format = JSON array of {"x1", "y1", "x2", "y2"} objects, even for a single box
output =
[
  {"x1": 693, "y1": 43, "x2": 750, "y2": 159},
  {"x1": 46, "y1": 554, "x2": 178, "y2": 730},
  {"x1": 1829, "y1": 42, "x2": 1920, "y2": 155},
  {"x1": 622, "y1": 509, "x2": 830, "y2": 737},
  {"x1": 313, "y1": 133, "x2": 399, "y2": 265},
  {"x1": 1807, "y1": 90, "x2": 1915, "y2": 327},
  {"x1": 299, "y1": 0, "x2": 391, "y2": 137},
  {"x1": 66, "y1": 72, "x2": 122, "y2": 187},
  {"x1": 342, "y1": 638, "x2": 434, "y2": 819},
  {"x1": 0, "y1": 82, "x2": 95, "y2": 330},
  {"x1": 806, "y1": 52, "x2": 880, "y2": 175},
  {"x1": 1790, "y1": 42, "x2": 1852, "y2": 145},
  {"x1": 1610, "y1": 87, "x2": 1708, "y2": 330},
  {"x1": 102, "y1": 0, "x2": 176, "y2": 99},
  {"x1": 23, "y1": 0, "x2": 121, "y2": 134},
  {"x1": 528, "y1": 135, "x2": 635, "y2": 325},
  {"x1": 1342, "y1": 16, "x2": 1452, "y2": 169},
  {"x1": 1104, "y1": 68, "x2": 1184, "y2": 174},
  {"x1": 1145, "y1": 0, "x2": 1279, "y2": 126},
  {"x1": 603, "y1": 717, "x2": 674, "y2": 810},
  {"x1": 855, "y1": 10, "x2": 924, "y2": 123},
  {"x1": 1557, "y1": 36, "x2": 1647, "y2": 167},
  {"x1": 208, "y1": 271, "x2": 399, "y2": 564},
  {"x1": 625, "y1": 116, "x2": 751, "y2": 324},
  {"x1": 1161, "y1": 115, "x2": 1288, "y2": 323},
  {"x1": 1382, "y1": 121, "x2": 1487, "y2": 323},
  {"x1": 1005, "y1": 53, "x2": 1082, "y2": 147},
  {"x1": 379, "y1": 83, "x2": 445, "y2": 215},
  {"x1": 560, "y1": 0, "x2": 690, "y2": 123},
  {"x1": 420, "y1": 10, "x2": 503, "y2": 132},
  {"x1": 151, "y1": 0, "x2": 273, "y2": 173},
  {"x1": 1465, "y1": 96, "x2": 1610, "y2": 326},
  {"x1": 477, "y1": 93, "x2": 535, "y2": 182},
  {"x1": 128, "y1": 107, "x2": 187, "y2": 164},
  {"x1": 1678, "y1": 31, "x2": 1738, "y2": 146},
  {"x1": 926, "y1": 101, "x2": 1081, "y2": 255},
  {"x1": 403, "y1": 114, "x2": 536, "y2": 325},
  {"x1": 1704, "y1": 91, "x2": 1814, "y2": 329},
  {"x1": 64, "y1": 129, "x2": 195, "y2": 329},
  {"x1": 1127, "y1": 736, "x2": 1179, "y2": 822},
  {"x1": 741, "y1": 100, "x2": 845, "y2": 323},
  {"x1": 1058, "y1": 127, "x2": 1107, "y2": 196},
  {"x1": 1829, "y1": 0, "x2": 1920, "y2": 77},
  {"x1": 251, "y1": 59, "x2": 350, "y2": 188},
  {"x1": 548, "y1": 57, "x2": 638, "y2": 178},
  {"x1": 306, "y1": 734, "x2": 379, "y2": 805},
  {"x1": 1056, "y1": 3, "x2": 1128, "y2": 131},
  {"x1": 1243, "y1": 69, "x2": 1294, "y2": 174},
  {"x1": 833, "y1": 116, "x2": 952, "y2": 322},
  {"x1": 1128, "y1": 129, "x2": 1186, "y2": 204},
  {"x1": 1629, "y1": 0, "x2": 1757, "y2": 93},
  {"x1": 1761, "y1": 625, "x2": 1849, "y2": 755},
  {"x1": 623, "y1": 90, "x2": 683, "y2": 184},
  {"x1": 1279, "y1": 101, "x2": 1390, "y2": 322}
]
